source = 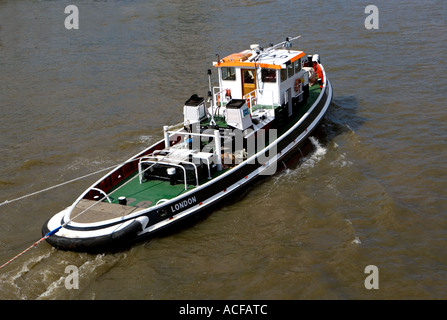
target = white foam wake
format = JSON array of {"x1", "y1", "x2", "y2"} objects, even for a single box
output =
[
  {"x1": 300, "y1": 136, "x2": 327, "y2": 170},
  {"x1": 271, "y1": 136, "x2": 327, "y2": 186},
  {"x1": 36, "y1": 252, "x2": 127, "y2": 300},
  {"x1": 0, "y1": 251, "x2": 52, "y2": 300}
]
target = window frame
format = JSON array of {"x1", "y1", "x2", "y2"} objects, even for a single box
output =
[
  {"x1": 221, "y1": 67, "x2": 236, "y2": 81},
  {"x1": 294, "y1": 58, "x2": 301, "y2": 73},
  {"x1": 287, "y1": 63, "x2": 295, "y2": 78},
  {"x1": 261, "y1": 68, "x2": 277, "y2": 83},
  {"x1": 280, "y1": 68, "x2": 288, "y2": 82}
]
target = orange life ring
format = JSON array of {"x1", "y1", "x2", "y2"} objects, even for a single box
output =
[{"x1": 294, "y1": 78, "x2": 301, "y2": 93}]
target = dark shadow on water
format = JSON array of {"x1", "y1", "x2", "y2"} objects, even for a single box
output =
[
  {"x1": 322, "y1": 95, "x2": 366, "y2": 143},
  {"x1": 279, "y1": 95, "x2": 365, "y2": 172}
]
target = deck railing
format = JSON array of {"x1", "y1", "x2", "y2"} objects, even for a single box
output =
[
  {"x1": 137, "y1": 158, "x2": 195, "y2": 190},
  {"x1": 242, "y1": 88, "x2": 275, "y2": 113},
  {"x1": 165, "y1": 128, "x2": 222, "y2": 171}
]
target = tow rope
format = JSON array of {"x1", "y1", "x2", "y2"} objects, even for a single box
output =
[{"x1": 0, "y1": 148, "x2": 178, "y2": 270}]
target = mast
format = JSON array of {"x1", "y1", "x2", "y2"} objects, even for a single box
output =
[{"x1": 267, "y1": 35, "x2": 301, "y2": 52}]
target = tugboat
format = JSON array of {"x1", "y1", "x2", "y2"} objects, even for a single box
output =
[{"x1": 42, "y1": 36, "x2": 333, "y2": 252}]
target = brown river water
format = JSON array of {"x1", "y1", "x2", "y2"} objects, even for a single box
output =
[{"x1": 0, "y1": 0, "x2": 446, "y2": 300}]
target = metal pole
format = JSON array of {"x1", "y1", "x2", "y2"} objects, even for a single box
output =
[
  {"x1": 163, "y1": 125, "x2": 170, "y2": 148},
  {"x1": 214, "y1": 129, "x2": 222, "y2": 171}
]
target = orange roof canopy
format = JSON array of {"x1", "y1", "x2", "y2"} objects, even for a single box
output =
[{"x1": 214, "y1": 50, "x2": 305, "y2": 70}]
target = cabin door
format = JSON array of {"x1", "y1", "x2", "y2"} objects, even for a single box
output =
[{"x1": 241, "y1": 69, "x2": 257, "y2": 97}]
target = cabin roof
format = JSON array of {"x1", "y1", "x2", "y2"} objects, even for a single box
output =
[{"x1": 214, "y1": 48, "x2": 305, "y2": 70}]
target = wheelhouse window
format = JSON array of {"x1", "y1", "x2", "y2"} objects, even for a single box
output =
[
  {"x1": 222, "y1": 67, "x2": 236, "y2": 81},
  {"x1": 261, "y1": 68, "x2": 276, "y2": 83},
  {"x1": 281, "y1": 68, "x2": 287, "y2": 82},
  {"x1": 294, "y1": 58, "x2": 301, "y2": 73},
  {"x1": 287, "y1": 63, "x2": 295, "y2": 78}
]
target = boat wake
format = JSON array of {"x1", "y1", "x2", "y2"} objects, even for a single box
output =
[
  {"x1": 330, "y1": 149, "x2": 353, "y2": 168},
  {"x1": 266, "y1": 136, "x2": 328, "y2": 194},
  {"x1": 0, "y1": 248, "x2": 127, "y2": 299},
  {"x1": 0, "y1": 250, "x2": 52, "y2": 300},
  {"x1": 278, "y1": 136, "x2": 327, "y2": 179},
  {"x1": 36, "y1": 252, "x2": 125, "y2": 300},
  {"x1": 300, "y1": 136, "x2": 327, "y2": 170}
]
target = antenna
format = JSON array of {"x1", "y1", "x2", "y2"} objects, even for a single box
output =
[
  {"x1": 284, "y1": 37, "x2": 292, "y2": 50},
  {"x1": 266, "y1": 35, "x2": 301, "y2": 52},
  {"x1": 207, "y1": 69, "x2": 216, "y2": 127},
  {"x1": 207, "y1": 69, "x2": 212, "y2": 97}
]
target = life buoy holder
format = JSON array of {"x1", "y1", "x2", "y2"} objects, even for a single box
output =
[{"x1": 294, "y1": 78, "x2": 301, "y2": 93}]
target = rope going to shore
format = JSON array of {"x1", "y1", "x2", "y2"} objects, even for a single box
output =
[
  {"x1": 0, "y1": 164, "x2": 121, "y2": 208},
  {"x1": 0, "y1": 127, "x2": 186, "y2": 209},
  {"x1": 0, "y1": 227, "x2": 61, "y2": 270},
  {"x1": 0, "y1": 162, "x2": 131, "y2": 269},
  {"x1": 0, "y1": 188, "x2": 115, "y2": 270},
  {"x1": 0, "y1": 147, "x2": 180, "y2": 270}
]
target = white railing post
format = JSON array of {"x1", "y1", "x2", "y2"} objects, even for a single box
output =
[
  {"x1": 163, "y1": 125, "x2": 170, "y2": 148},
  {"x1": 214, "y1": 129, "x2": 222, "y2": 171}
]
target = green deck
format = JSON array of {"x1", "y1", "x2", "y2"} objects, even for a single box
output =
[
  {"x1": 105, "y1": 166, "x2": 231, "y2": 208},
  {"x1": 301, "y1": 84, "x2": 322, "y2": 115},
  {"x1": 106, "y1": 173, "x2": 194, "y2": 208}
]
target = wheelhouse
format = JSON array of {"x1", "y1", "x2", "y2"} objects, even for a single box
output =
[{"x1": 213, "y1": 40, "x2": 310, "y2": 114}]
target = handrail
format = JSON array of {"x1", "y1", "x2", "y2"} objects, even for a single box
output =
[
  {"x1": 138, "y1": 157, "x2": 200, "y2": 190},
  {"x1": 213, "y1": 86, "x2": 231, "y2": 109},
  {"x1": 138, "y1": 159, "x2": 188, "y2": 189},
  {"x1": 90, "y1": 187, "x2": 112, "y2": 203},
  {"x1": 242, "y1": 88, "x2": 275, "y2": 113},
  {"x1": 166, "y1": 129, "x2": 222, "y2": 171},
  {"x1": 167, "y1": 131, "x2": 215, "y2": 138},
  {"x1": 243, "y1": 89, "x2": 257, "y2": 112}
]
